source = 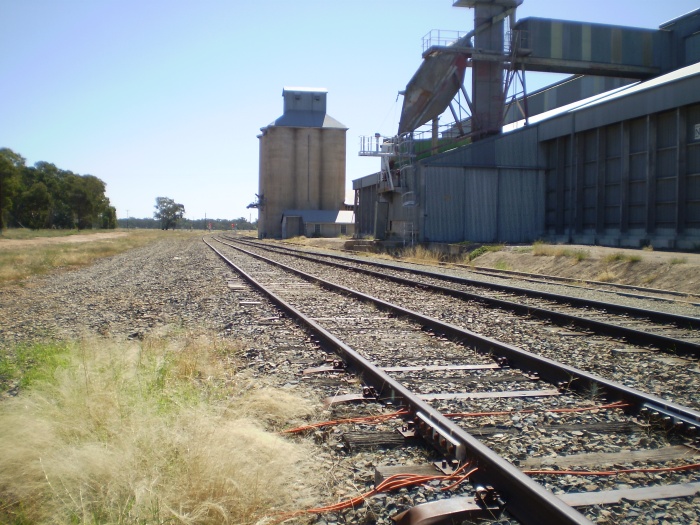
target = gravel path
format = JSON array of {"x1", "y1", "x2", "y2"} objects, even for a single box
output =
[{"x1": 0, "y1": 235, "x2": 236, "y2": 348}]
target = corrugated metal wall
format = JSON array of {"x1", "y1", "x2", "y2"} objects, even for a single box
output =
[
  {"x1": 514, "y1": 18, "x2": 659, "y2": 71},
  {"x1": 425, "y1": 127, "x2": 541, "y2": 169},
  {"x1": 424, "y1": 167, "x2": 466, "y2": 241},
  {"x1": 418, "y1": 128, "x2": 545, "y2": 243},
  {"x1": 687, "y1": 33, "x2": 700, "y2": 65},
  {"x1": 356, "y1": 186, "x2": 377, "y2": 236},
  {"x1": 544, "y1": 102, "x2": 700, "y2": 248},
  {"x1": 423, "y1": 166, "x2": 544, "y2": 243}
]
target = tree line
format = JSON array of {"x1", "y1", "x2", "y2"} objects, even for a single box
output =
[
  {"x1": 0, "y1": 147, "x2": 116, "y2": 230},
  {"x1": 1, "y1": 147, "x2": 258, "y2": 232},
  {"x1": 117, "y1": 216, "x2": 258, "y2": 230}
]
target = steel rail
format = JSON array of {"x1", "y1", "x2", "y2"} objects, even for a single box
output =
[
  {"x1": 460, "y1": 266, "x2": 700, "y2": 304},
  {"x1": 231, "y1": 237, "x2": 700, "y2": 329},
  {"x1": 213, "y1": 237, "x2": 700, "y2": 429},
  {"x1": 221, "y1": 237, "x2": 700, "y2": 357},
  {"x1": 203, "y1": 237, "x2": 595, "y2": 525}
]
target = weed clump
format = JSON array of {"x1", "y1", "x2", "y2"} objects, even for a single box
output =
[
  {"x1": 532, "y1": 241, "x2": 588, "y2": 262},
  {"x1": 401, "y1": 245, "x2": 442, "y2": 263},
  {"x1": 467, "y1": 244, "x2": 504, "y2": 261},
  {"x1": 0, "y1": 334, "x2": 322, "y2": 524},
  {"x1": 603, "y1": 252, "x2": 642, "y2": 264}
]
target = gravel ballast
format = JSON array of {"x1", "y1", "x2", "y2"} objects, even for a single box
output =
[{"x1": 2, "y1": 234, "x2": 699, "y2": 525}]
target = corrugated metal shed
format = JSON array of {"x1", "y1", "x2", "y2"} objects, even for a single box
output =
[{"x1": 353, "y1": 10, "x2": 700, "y2": 249}]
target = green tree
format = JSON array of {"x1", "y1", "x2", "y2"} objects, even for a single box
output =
[
  {"x1": 154, "y1": 197, "x2": 185, "y2": 230},
  {"x1": 66, "y1": 174, "x2": 107, "y2": 229},
  {"x1": 0, "y1": 148, "x2": 25, "y2": 230},
  {"x1": 30, "y1": 162, "x2": 73, "y2": 228},
  {"x1": 2, "y1": 154, "x2": 115, "y2": 230},
  {"x1": 100, "y1": 206, "x2": 117, "y2": 229},
  {"x1": 16, "y1": 182, "x2": 51, "y2": 229}
]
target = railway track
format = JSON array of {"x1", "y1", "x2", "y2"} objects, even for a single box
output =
[
  {"x1": 220, "y1": 236, "x2": 700, "y2": 412},
  {"x1": 458, "y1": 265, "x2": 700, "y2": 308},
  {"x1": 204, "y1": 236, "x2": 700, "y2": 525},
  {"x1": 226, "y1": 236, "x2": 700, "y2": 358}
]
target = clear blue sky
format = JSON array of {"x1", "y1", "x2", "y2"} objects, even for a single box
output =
[{"x1": 2, "y1": 0, "x2": 697, "y2": 221}]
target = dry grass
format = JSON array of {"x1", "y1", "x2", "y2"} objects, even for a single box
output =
[
  {"x1": 603, "y1": 252, "x2": 641, "y2": 264},
  {"x1": 532, "y1": 241, "x2": 589, "y2": 262},
  {"x1": 595, "y1": 270, "x2": 616, "y2": 282},
  {"x1": 0, "y1": 229, "x2": 200, "y2": 286},
  {"x1": 643, "y1": 273, "x2": 659, "y2": 285},
  {"x1": 282, "y1": 236, "x2": 308, "y2": 245},
  {"x1": 400, "y1": 245, "x2": 442, "y2": 264},
  {"x1": 0, "y1": 332, "x2": 323, "y2": 524},
  {"x1": 493, "y1": 260, "x2": 511, "y2": 271}
]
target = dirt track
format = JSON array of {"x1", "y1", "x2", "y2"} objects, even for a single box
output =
[{"x1": 0, "y1": 232, "x2": 128, "y2": 248}]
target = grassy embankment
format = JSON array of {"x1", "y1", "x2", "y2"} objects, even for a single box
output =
[{"x1": 0, "y1": 229, "x2": 324, "y2": 524}]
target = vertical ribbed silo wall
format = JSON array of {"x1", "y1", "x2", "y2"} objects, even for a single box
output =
[
  {"x1": 257, "y1": 132, "x2": 267, "y2": 238},
  {"x1": 497, "y1": 169, "x2": 545, "y2": 242},
  {"x1": 321, "y1": 128, "x2": 346, "y2": 210},
  {"x1": 293, "y1": 128, "x2": 322, "y2": 209},
  {"x1": 259, "y1": 126, "x2": 295, "y2": 238},
  {"x1": 418, "y1": 127, "x2": 545, "y2": 243}
]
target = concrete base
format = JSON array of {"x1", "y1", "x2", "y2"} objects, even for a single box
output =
[
  {"x1": 619, "y1": 237, "x2": 646, "y2": 248},
  {"x1": 344, "y1": 240, "x2": 379, "y2": 252},
  {"x1": 570, "y1": 234, "x2": 597, "y2": 245},
  {"x1": 647, "y1": 237, "x2": 676, "y2": 250},
  {"x1": 594, "y1": 236, "x2": 621, "y2": 248}
]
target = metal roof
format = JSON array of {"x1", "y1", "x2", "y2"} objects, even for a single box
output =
[
  {"x1": 282, "y1": 86, "x2": 328, "y2": 93},
  {"x1": 271, "y1": 113, "x2": 347, "y2": 129},
  {"x1": 282, "y1": 210, "x2": 355, "y2": 224},
  {"x1": 503, "y1": 61, "x2": 700, "y2": 133},
  {"x1": 262, "y1": 87, "x2": 348, "y2": 129},
  {"x1": 660, "y1": 7, "x2": 700, "y2": 29}
]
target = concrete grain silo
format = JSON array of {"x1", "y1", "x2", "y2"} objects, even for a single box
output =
[{"x1": 256, "y1": 87, "x2": 347, "y2": 238}]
